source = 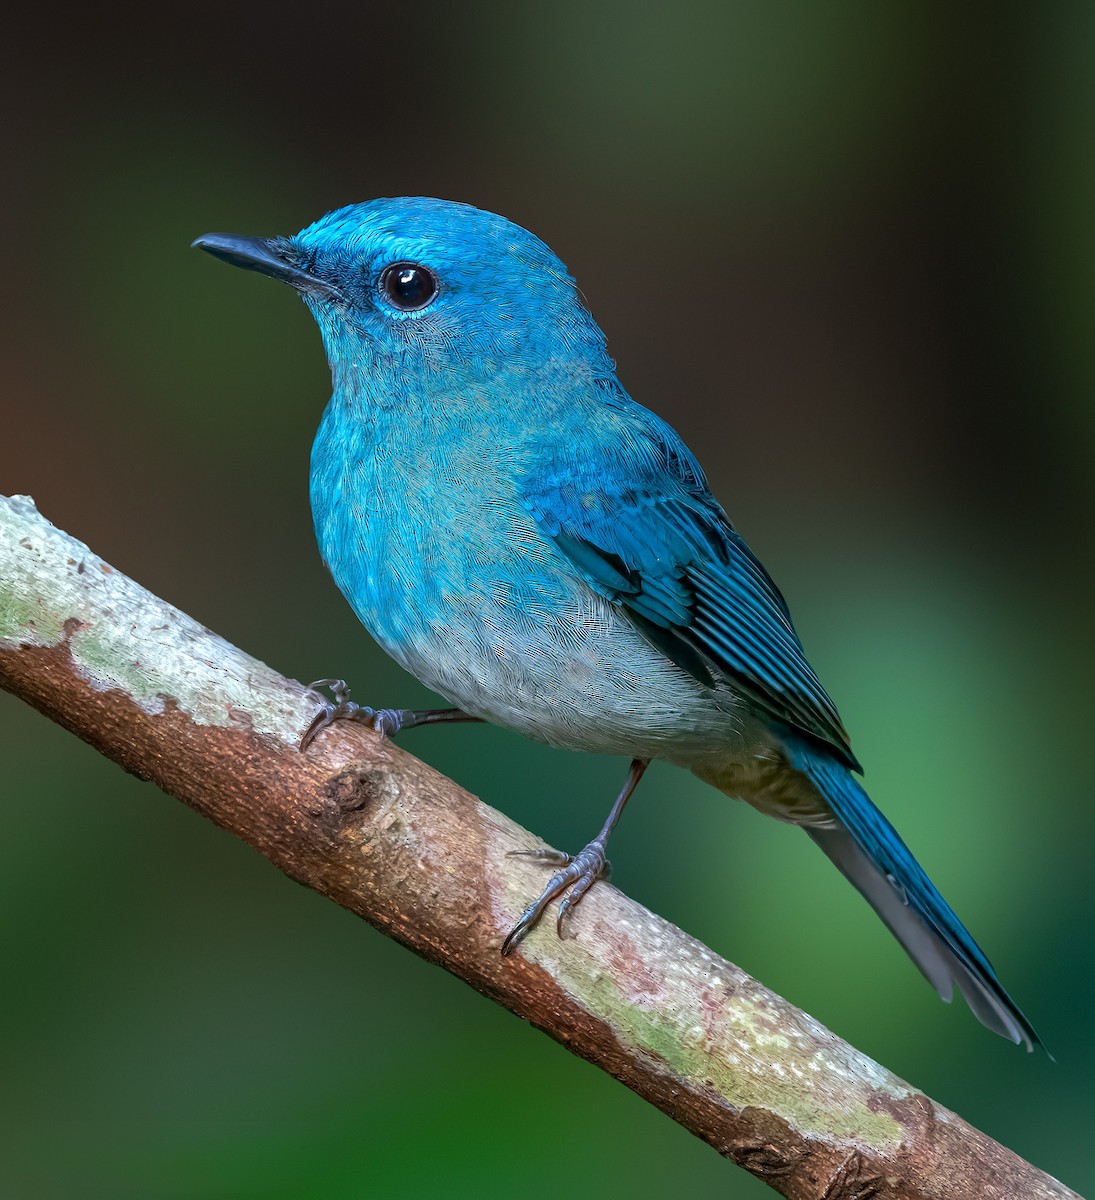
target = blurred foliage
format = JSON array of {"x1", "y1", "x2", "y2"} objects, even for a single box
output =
[{"x1": 1, "y1": 2, "x2": 1092, "y2": 1197}]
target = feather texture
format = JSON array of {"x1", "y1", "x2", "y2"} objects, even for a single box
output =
[
  {"x1": 519, "y1": 400, "x2": 860, "y2": 770},
  {"x1": 198, "y1": 196, "x2": 1042, "y2": 1051}
]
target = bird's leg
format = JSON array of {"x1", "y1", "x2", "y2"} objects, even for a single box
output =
[
  {"x1": 301, "y1": 678, "x2": 482, "y2": 750},
  {"x1": 501, "y1": 757, "x2": 649, "y2": 955}
]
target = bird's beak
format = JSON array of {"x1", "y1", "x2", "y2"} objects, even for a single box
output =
[{"x1": 191, "y1": 233, "x2": 339, "y2": 299}]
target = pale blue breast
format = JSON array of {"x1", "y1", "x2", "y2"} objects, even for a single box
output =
[{"x1": 309, "y1": 391, "x2": 751, "y2": 762}]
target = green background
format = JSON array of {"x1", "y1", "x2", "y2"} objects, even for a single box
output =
[{"x1": 2, "y1": 3, "x2": 1092, "y2": 1196}]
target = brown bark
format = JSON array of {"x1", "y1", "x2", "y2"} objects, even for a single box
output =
[{"x1": 0, "y1": 493, "x2": 1079, "y2": 1200}]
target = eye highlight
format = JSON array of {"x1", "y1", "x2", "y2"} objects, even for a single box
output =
[{"x1": 378, "y1": 261, "x2": 439, "y2": 312}]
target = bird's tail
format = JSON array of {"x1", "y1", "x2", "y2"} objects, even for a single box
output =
[{"x1": 784, "y1": 737, "x2": 1043, "y2": 1051}]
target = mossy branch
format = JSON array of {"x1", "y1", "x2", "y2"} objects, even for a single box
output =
[{"x1": 0, "y1": 493, "x2": 1078, "y2": 1200}]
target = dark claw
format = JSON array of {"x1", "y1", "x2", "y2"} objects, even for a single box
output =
[
  {"x1": 501, "y1": 840, "x2": 610, "y2": 955},
  {"x1": 501, "y1": 758, "x2": 644, "y2": 956},
  {"x1": 301, "y1": 685, "x2": 482, "y2": 750},
  {"x1": 300, "y1": 678, "x2": 402, "y2": 750}
]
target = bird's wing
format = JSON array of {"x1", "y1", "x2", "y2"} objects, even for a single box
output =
[{"x1": 518, "y1": 410, "x2": 859, "y2": 770}]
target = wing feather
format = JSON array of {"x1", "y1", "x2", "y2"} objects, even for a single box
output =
[{"x1": 519, "y1": 421, "x2": 858, "y2": 770}]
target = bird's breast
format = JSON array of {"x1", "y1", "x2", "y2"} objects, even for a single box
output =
[{"x1": 308, "y1": 397, "x2": 745, "y2": 758}]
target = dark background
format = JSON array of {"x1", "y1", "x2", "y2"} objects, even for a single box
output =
[{"x1": 2, "y1": 3, "x2": 1092, "y2": 1197}]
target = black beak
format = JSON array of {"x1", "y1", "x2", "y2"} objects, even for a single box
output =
[{"x1": 192, "y1": 233, "x2": 339, "y2": 298}]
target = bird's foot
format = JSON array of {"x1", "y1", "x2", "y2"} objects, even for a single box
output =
[
  {"x1": 501, "y1": 841, "x2": 611, "y2": 955},
  {"x1": 300, "y1": 678, "x2": 407, "y2": 750},
  {"x1": 301, "y1": 681, "x2": 482, "y2": 749}
]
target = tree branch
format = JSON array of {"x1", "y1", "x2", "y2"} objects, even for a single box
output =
[{"x1": 0, "y1": 493, "x2": 1078, "y2": 1200}]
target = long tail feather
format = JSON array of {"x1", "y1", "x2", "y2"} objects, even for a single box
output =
[{"x1": 786, "y1": 739, "x2": 1043, "y2": 1051}]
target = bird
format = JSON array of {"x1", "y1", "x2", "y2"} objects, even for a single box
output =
[{"x1": 194, "y1": 197, "x2": 1041, "y2": 1050}]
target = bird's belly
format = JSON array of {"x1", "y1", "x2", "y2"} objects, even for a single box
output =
[
  {"x1": 355, "y1": 561, "x2": 745, "y2": 761},
  {"x1": 312, "y1": 437, "x2": 748, "y2": 761}
]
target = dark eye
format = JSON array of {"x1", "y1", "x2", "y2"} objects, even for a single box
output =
[{"x1": 378, "y1": 261, "x2": 439, "y2": 312}]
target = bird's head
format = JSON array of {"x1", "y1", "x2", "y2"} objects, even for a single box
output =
[{"x1": 194, "y1": 197, "x2": 607, "y2": 380}]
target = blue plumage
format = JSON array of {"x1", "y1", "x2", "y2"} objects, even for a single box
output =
[
  {"x1": 195, "y1": 198, "x2": 1042, "y2": 1050},
  {"x1": 520, "y1": 427, "x2": 859, "y2": 769},
  {"x1": 784, "y1": 735, "x2": 1042, "y2": 1050}
]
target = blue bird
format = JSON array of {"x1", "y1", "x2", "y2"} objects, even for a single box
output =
[{"x1": 195, "y1": 198, "x2": 1041, "y2": 1050}]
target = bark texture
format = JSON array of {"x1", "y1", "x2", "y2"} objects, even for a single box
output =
[{"x1": 0, "y1": 493, "x2": 1079, "y2": 1200}]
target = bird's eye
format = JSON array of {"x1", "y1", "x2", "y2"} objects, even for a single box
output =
[{"x1": 378, "y1": 261, "x2": 439, "y2": 312}]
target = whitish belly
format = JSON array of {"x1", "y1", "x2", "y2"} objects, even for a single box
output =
[{"x1": 367, "y1": 575, "x2": 746, "y2": 761}]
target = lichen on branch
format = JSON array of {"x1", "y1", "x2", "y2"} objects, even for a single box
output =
[{"x1": 0, "y1": 494, "x2": 1079, "y2": 1200}]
